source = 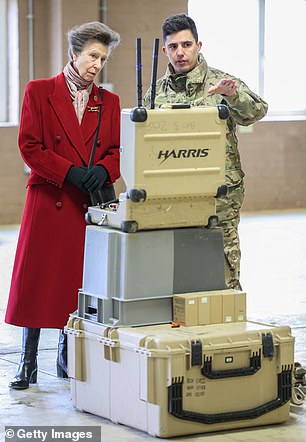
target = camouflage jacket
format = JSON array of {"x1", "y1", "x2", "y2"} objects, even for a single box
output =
[{"x1": 144, "y1": 54, "x2": 268, "y2": 185}]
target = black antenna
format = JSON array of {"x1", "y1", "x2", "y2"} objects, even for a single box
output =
[
  {"x1": 150, "y1": 38, "x2": 159, "y2": 110},
  {"x1": 130, "y1": 37, "x2": 147, "y2": 122},
  {"x1": 136, "y1": 37, "x2": 143, "y2": 108}
]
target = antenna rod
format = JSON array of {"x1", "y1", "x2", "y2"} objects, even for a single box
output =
[
  {"x1": 136, "y1": 37, "x2": 142, "y2": 107},
  {"x1": 130, "y1": 37, "x2": 148, "y2": 122},
  {"x1": 150, "y1": 38, "x2": 159, "y2": 109}
]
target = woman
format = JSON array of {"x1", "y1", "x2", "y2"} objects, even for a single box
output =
[{"x1": 5, "y1": 21, "x2": 121, "y2": 389}]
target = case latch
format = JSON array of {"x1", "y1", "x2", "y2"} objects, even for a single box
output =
[
  {"x1": 262, "y1": 332, "x2": 274, "y2": 358},
  {"x1": 191, "y1": 339, "x2": 202, "y2": 366}
]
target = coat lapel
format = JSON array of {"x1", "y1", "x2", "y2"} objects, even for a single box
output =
[{"x1": 48, "y1": 74, "x2": 88, "y2": 163}]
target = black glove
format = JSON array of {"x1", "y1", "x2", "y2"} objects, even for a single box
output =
[
  {"x1": 81, "y1": 165, "x2": 109, "y2": 193},
  {"x1": 66, "y1": 166, "x2": 88, "y2": 192}
]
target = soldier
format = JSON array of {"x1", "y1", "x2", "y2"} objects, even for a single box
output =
[{"x1": 145, "y1": 13, "x2": 268, "y2": 289}]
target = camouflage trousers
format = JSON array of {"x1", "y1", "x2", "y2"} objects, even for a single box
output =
[{"x1": 216, "y1": 179, "x2": 245, "y2": 290}]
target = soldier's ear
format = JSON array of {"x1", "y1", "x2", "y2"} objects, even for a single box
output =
[
  {"x1": 162, "y1": 46, "x2": 167, "y2": 55},
  {"x1": 197, "y1": 41, "x2": 202, "y2": 51}
]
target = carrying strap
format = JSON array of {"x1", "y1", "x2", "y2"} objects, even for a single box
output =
[
  {"x1": 88, "y1": 85, "x2": 103, "y2": 170},
  {"x1": 87, "y1": 86, "x2": 115, "y2": 206}
]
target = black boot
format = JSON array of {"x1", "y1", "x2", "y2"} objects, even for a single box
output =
[
  {"x1": 9, "y1": 327, "x2": 41, "y2": 390},
  {"x1": 56, "y1": 329, "x2": 68, "y2": 378}
]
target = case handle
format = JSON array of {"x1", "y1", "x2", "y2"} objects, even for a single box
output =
[
  {"x1": 168, "y1": 367, "x2": 292, "y2": 424},
  {"x1": 201, "y1": 351, "x2": 261, "y2": 379}
]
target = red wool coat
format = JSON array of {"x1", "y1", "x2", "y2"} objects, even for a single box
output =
[{"x1": 5, "y1": 73, "x2": 120, "y2": 328}]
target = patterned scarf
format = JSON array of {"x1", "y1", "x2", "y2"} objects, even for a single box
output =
[{"x1": 63, "y1": 62, "x2": 94, "y2": 124}]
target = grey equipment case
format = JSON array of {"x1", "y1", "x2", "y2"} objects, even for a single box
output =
[{"x1": 78, "y1": 224, "x2": 225, "y2": 326}]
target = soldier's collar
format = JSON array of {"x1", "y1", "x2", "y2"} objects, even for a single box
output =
[
  {"x1": 167, "y1": 53, "x2": 208, "y2": 84},
  {"x1": 186, "y1": 54, "x2": 207, "y2": 84}
]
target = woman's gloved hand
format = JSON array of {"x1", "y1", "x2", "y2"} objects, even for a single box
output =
[
  {"x1": 81, "y1": 165, "x2": 109, "y2": 193},
  {"x1": 66, "y1": 166, "x2": 88, "y2": 192}
]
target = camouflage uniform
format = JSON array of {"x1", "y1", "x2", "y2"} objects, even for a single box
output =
[{"x1": 144, "y1": 54, "x2": 268, "y2": 289}]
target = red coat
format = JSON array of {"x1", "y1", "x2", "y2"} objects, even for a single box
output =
[{"x1": 5, "y1": 73, "x2": 120, "y2": 328}]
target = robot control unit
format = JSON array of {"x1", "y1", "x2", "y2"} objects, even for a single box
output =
[{"x1": 86, "y1": 37, "x2": 229, "y2": 233}]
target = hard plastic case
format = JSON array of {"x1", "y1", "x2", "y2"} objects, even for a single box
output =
[
  {"x1": 87, "y1": 106, "x2": 227, "y2": 232},
  {"x1": 67, "y1": 317, "x2": 294, "y2": 438},
  {"x1": 79, "y1": 225, "x2": 225, "y2": 326}
]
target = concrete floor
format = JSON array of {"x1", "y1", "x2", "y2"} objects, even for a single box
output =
[{"x1": 0, "y1": 211, "x2": 305, "y2": 441}]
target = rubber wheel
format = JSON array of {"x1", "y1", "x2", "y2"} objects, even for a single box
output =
[
  {"x1": 85, "y1": 212, "x2": 93, "y2": 225},
  {"x1": 216, "y1": 185, "x2": 228, "y2": 199},
  {"x1": 120, "y1": 220, "x2": 138, "y2": 233},
  {"x1": 128, "y1": 188, "x2": 147, "y2": 203},
  {"x1": 217, "y1": 104, "x2": 229, "y2": 120},
  {"x1": 207, "y1": 215, "x2": 219, "y2": 228}
]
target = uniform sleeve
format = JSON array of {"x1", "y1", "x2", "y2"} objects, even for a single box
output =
[
  {"x1": 18, "y1": 81, "x2": 73, "y2": 187},
  {"x1": 144, "y1": 77, "x2": 166, "y2": 108},
  {"x1": 221, "y1": 80, "x2": 268, "y2": 126},
  {"x1": 143, "y1": 88, "x2": 150, "y2": 107}
]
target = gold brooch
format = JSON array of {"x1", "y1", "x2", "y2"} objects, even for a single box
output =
[{"x1": 87, "y1": 106, "x2": 99, "y2": 112}]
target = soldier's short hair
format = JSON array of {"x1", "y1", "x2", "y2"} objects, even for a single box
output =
[
  {"x1": 162, "y1": 13, "x2": 198, "y2": 43},
  {"x1": 67, "y1": 21, "x2": 120, "y2": 61}
]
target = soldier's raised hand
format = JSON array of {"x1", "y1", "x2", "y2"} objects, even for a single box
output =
[{"x1": 208, "y1": 79, "x2": 237, "y2": 96}]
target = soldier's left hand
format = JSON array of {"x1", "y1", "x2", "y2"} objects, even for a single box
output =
[{"x1": 208, "y1": 79, "x2": 237, "y2": 96}]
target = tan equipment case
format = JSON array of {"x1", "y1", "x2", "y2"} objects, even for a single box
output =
[
  {"x1": 66, "y1": 317, "x2": 294, "y2": 438},
  {"x1": 87, "y1": 105, "x2": 228, "y2": 232}
]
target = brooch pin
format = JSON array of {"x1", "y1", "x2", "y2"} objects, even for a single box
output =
[{"x1": 87, "y1": 106, "x2": 99, "y2": 112}]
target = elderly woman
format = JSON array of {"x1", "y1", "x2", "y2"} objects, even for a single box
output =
[{"x1": 5, "y1": 21, "x2": 121, "y2": 389}]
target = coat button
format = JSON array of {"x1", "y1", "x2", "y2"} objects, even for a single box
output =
[
  {"x1": 96, "y1": 140, "x2": 101, "y2": 147},
  {"x1": 55, "y1": 135, "x2": 61, "y2": 143},
  {"x1": 56, "y1": 201, "x2": 62, "y2": 208}
]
